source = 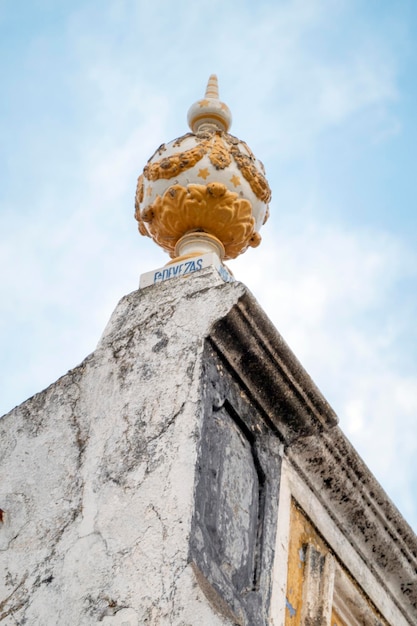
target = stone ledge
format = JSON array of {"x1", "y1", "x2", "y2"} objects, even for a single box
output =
[
  {"x1": 209, "y1": 290, "x2": 338, "y2": 444},
  {"x1": 207, "y1": 286, "x2": 417, "y2": 623},
  {"x1": 287, "y1": 428, "x2": 417, "y2": 623}
]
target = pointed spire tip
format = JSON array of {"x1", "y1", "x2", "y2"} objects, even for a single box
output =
[
  {"x1": 187, "y1": 74, "x2": 232, "y2": 133},
  {"x1": 205, "y1": 74, "x2": 219, "y2": 100}
]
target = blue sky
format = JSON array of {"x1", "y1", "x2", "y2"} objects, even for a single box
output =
[{"x1": 1, "y1": 0, "x2": 417, "y2": 530}]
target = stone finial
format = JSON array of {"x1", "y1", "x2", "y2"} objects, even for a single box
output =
[{"x1": 135, "y1": 75, "x2": 271, "y2": 263}]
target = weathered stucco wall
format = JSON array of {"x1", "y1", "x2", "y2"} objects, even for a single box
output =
[
  {"x1": 1, "y1": 265, "x2": 417, "y2": 625},
  {"x1": 0, "y1": 268, "x2": 246, "y2": 625}
]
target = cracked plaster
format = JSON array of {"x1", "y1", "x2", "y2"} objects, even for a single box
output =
[
  {"x1": 0, "y1": 268, "x2": 241, "y2": 625},
  {"x1": 2, "y1": 265, "x2": 415, "y2": 624}
]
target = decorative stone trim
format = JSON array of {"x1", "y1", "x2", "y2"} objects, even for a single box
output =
[
  {"x1": 209, "y1": 292, "x2": 338, "y2": 443},
  {"x1": 207, "y1": 287, "x2": 417, "y2": 624}
]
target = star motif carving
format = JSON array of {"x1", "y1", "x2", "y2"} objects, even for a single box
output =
[
  {"x1": 198, "y1": 168, "x2": 210, "y2": 180},
  {"x1": 198, "y1": 99, "x2": 210, "y2": 108},
  {"x1": 230, "y1": 174, "x2": 241, "y2": 187}
]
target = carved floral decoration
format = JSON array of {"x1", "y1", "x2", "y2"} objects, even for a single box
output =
[
  {"x1": 135, "y1": 180, "x2": 261, "y2": 260},
  {"x1": 141, "y1": 131, "x2": 271, "y2": 203}
]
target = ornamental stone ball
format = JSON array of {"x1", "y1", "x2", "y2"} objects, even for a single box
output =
[{"x1": 135, "y1": 75, "x2": 271, "y2": 262}]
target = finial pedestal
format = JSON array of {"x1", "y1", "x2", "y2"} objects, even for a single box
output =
[{"x1": 173, "y1": 232, "x2": 225, "y2": 261}]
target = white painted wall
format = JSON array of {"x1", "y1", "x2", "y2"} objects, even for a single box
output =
[{"x1": 0, "y1": 268, "x2": 243, "y2": 625}]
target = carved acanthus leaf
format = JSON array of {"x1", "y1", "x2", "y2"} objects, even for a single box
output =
[
  {"x1": 141, "y1": 131, "x2": 271, "y2": 206},
  {"x1": 135, "y1": 175, "x2": 149, "y2": 237},
  {"x1": 144, "y1": 142, "x2": 207, "y2": 181},
  {"x1": 228, "y1": 145, "x2": 271, "y2": 204},
  {"x1": 138, "y1": 182, "x2": 259, "y2": 259},
  {"x1": 208, "y1": 134, "x2": 232, "y2": 169}
]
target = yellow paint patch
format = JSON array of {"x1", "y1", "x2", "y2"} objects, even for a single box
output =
[
  {"x1": 285, "y1": 500, "x2": 389, "y2": 625},
  {"x1": 285, "y1": 501, "x2": 329, "y2": 625}
]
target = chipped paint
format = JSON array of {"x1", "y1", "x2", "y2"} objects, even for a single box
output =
[
  {"x1": 285, "y1": 499, "x2": 390, "y2": 625},
  {"x1": 286, "y1": 598, "x2": 296, "y2": 618}
]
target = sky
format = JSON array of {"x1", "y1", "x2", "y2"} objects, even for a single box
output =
[{"x1": 1, "y1": 0, "x2": 417, "y2": 531}]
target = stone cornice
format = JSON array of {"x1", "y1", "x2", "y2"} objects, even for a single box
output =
[
  {"x1": 208, "y1": 287, "x2": 417, "y2": 623},
  {"x1": 209, "y1": 290, "x2": 338, "y2": 444},
  {"x1": 287, "y1": 427, "x2": 417, "y2": 622}
]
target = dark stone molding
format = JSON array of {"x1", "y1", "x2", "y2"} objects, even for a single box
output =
[
  {"x1": 288, "y1": 427, "x2": 417, "y2": 622},
  {"x1": 208, "y1": 291, "x2": 338, "y2": 445},
  {"x1": 207, "y1": 287, "x2": 417, "y2": 623}
]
